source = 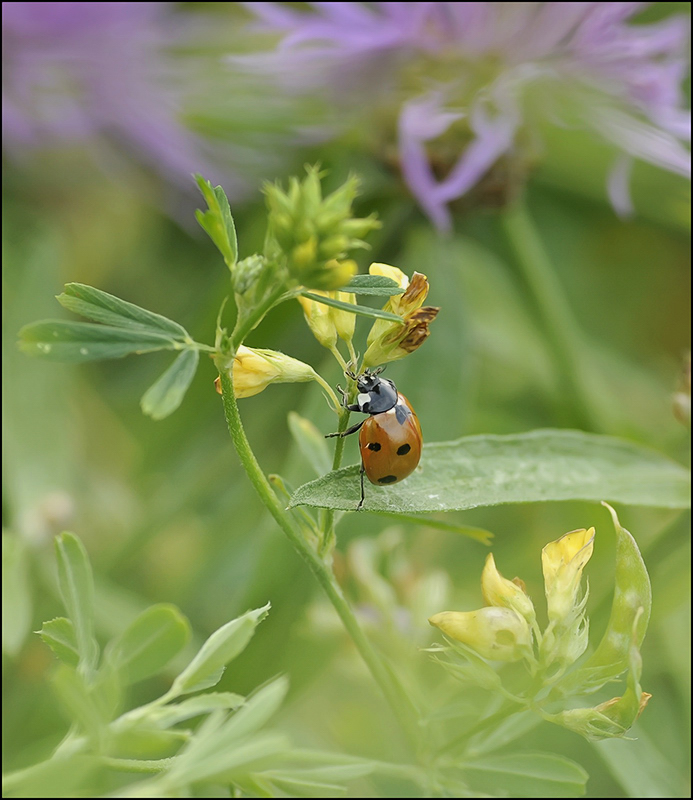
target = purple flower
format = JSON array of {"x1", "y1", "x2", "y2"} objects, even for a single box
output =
[
  {"x1": 2, "y1": 2, "x2": 238, "y2": 196},
  {"x1": 243, "y1": 2, "x2": 691, "y2": 229}
]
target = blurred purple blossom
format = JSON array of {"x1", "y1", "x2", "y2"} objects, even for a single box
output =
[
  {"x1": 243, "y1": 2, "x2": 691, "y2": 229},
  {"x1": 2, "y1": 2, "x2": 244, "y2": 197}
]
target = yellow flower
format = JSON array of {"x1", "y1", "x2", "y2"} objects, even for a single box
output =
[
  {"x1": 297, "y1": 284, "x2": 356, "y2": 348},
  {"x1": 331, "y1": 288, "x2": 357, "y2": 342},
  {"x1": 297, "y1": 293, "x2": 338, "y2": 349},
  {"x1": 481, "y1": 553, "x2": 536, "y2": 625},
  {"x1": 429, "y1": 607, "x2": 532, "y2": 662},
  {"x1": 363, "y1": 264, "x2": 439, "y2": 367},
  {"x1": 542, "y1": 528, "x2": 595, "y2": 624},
  {"x1": 215, "y1": 346, "x2": 316, "y2": 398}
]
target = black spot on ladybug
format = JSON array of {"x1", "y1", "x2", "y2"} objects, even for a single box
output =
[
  {"x1": 394, "y1": 403, "x2": 411, "y2": 425},
  {"x1": 396, "y1": 443, "x2": 411, "y2": 455},
  {"x1": 377, "y1": 475, "x2": 398, "y2": 484},
  {"x1": 367, "y1": 442, "x2": 381, "y2": 451}
]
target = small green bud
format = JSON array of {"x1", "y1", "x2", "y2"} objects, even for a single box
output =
[
  {"x1": 318, "y1": 235, "x2": 349, "y2": 259},
  {"x1": 233, "y1": 255, "x2": 267, "y2": 295}
]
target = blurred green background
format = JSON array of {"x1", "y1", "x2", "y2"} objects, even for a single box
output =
[{"x1": 2, "y1": 3, "x2": 690, "y2": 797}]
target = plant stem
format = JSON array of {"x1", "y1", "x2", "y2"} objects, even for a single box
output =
[
  {"x1": 318, "y1": 406, "x2": 351, "y2": 556},
  {"x1": 101, "y1": 757, "x2": 173, "y2": 774},
  {"x1": 231, "y1": 285, "x2": 287, "y2": 350},
  {"x1": 501, "y1": 201, "x2": 606, "y2": 432},
  {"x1": 215, "y1": 367, "x2": 420, "y2": 750}
]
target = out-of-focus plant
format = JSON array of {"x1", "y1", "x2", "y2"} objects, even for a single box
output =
[
  {"x1": 429, "y1": 504, "x2": 652, "y2": 749},
  {"x1": 242, "y1": 2, "x2": 691, "y2": 228},
  {"x1": 1, "y1": 4, "x2": 220, "y2": 190},
  {"x1": 673, "y1": 351, "x2": 691, "y2": 427},
  {"x1": 1, "y1": 2, "x2": 309, "y2": 205},
  {"x1": 17, "y1": 169, "x2": 690, "y2": 794},
  {"x1": 1, "y1": 532, "x2": 373, "y2": 799}
]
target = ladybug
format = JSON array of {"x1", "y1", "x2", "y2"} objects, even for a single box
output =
[{"x1": 326, "y1": 368, "x2": 422, "y2": 510}]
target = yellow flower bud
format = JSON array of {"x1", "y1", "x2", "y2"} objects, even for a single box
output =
[
  {"x1": 542, "y1": 528, "x2": 595, "y2": 624},
  {"x1": 429, "y1": 607, "x2": 532, "y2": 662},
  {"x1": 331, "y1": 290, "x2": 356, "y2": 342},
  {"x1": 215, "y1": 346, "x2": 316, "y2": 399},
  {"x1": 291, "y1": 237, "x2": 318, "y2": 270},
  {"x1": 481, "y1": 553, "x2": 536, "y2": 625},
  {"x1": 363, "y1": 264, "x2": 438, "y2": 367},
  {"x1": 363, "y1": 306, "x2": 439, "y2": 367},
  {"x1": 297, "y1": 292, "x2": 338, "y2": 349}
]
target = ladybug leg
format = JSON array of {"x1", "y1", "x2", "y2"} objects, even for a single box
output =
[
  {"x1": 356, "y1": 461, "x2": 365, "y2": 511},
  {"x1": 336, "y1": 384, "x2": 362, "y2": 413},
  {"x1": 325, "y1": 419, "x2": 365, "y2": 438}
]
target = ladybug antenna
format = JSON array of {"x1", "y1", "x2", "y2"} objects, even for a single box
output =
[{"x1": 372, "y1": 365, "x2": 386, "y2": 376}]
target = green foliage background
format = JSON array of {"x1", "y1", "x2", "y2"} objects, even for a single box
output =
[{"x1": 2, "y1": 9, "x2": 690, "y2": 796}]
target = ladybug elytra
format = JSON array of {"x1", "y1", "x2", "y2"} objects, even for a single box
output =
[{"x1": 326, "y1": 368, "x2": 422, "y2": 510}]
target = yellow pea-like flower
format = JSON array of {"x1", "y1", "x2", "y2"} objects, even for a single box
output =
[
  {"x1": 215, "y1": 346, "x2": 317, "y2": 399},
  {"x1": 542, "y1": 528, "x2": 595, "y2": 624},
  {"x1": 481, "y1": 553, "x2": 536, "y2": 626},
  {"x1": 363, "y1": 264, "x2": 439, "y2": 367},
  {"x1": 429, "y1": 607, "x2": 532, "y2": 662}
]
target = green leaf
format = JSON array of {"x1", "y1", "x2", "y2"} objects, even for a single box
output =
[
  {"x1": 288, "y1": 411, "x2": 332, "y2": 477},
  {"x1": 149, "y1": 692, "x2": 245, "y2": 728},
  {"x1": 170, "y1": 603, "x2": 270, "y2": 697},
  {"x1": 557, "y1": 503, "x2": 652, "y2": 697},
  {"x1": 140, "y1": 349, "x2": 200, "y2": 420},
  {"x1": 54, "y1": 533, "x2": 99, "y2": 674},
  {"x1": 593, "y1": 729, "x2": 685, "y2": 798},
  {"x1": 167, "y1": 679, "x2": 290, "y2": 786},
  {"x1": 57, "y1": 283, "x2": 189, "y2": 339},
  {"x1": 19, "y1": 320, "x2": 179, "y2": 362},
  {"x1": 195, "y1": 174, "x2": 238, "y2": 268},
  {"x1": 259, "y1": 753, "x2": 375, "y2": 798},
  {"x1": 463, "y1": 752, "x2": 588, "y2": 798},
  {"x1": 341, "y1": 275, "x2": 404, "y2": 296},
  {"x1": 110, "y1": 726, "x2": 189, "y2": 760},
  {"x1": 290, "y1": 429, "x2": 691, "y2": 513},
  {"x1": 51, "y1": 664, "x2": 105, "y2": 742},
  {"x1": 2, "y1": 533, "x2": 32, "y2": 656},
  {"x1": 170, "y1": 729, "x2": 288, "y2": 788},
  {"x1": 1, "y1": 754, "x2": 97, "y2": 799},
  {"x1": 299, "y1": 291, "x2": 403, "y2": 323},
  {"x1": 208, "y1": 677, "x2": 289, "y2": 744},
  {"x1": 105, "y1": 604, "x2": 191, "y2": 686},
  {"x1": 39, "y1": 617, "x2": 79, "y2": 667}
]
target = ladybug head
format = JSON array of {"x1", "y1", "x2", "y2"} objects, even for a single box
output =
[{"x1": 356, "y1": 366, "x2": 385, "y2": 393}]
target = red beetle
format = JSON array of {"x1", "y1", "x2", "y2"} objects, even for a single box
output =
[{"x1": 326, "y1": 368, "x2": 422, "y2": 510}]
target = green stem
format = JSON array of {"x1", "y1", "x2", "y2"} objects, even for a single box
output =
[
  {"x1": 101, "y1": 757, "x2": 173, "y2": 774},
  {"x1": 231, "y1": 285, "x2": 287, "y2": 351},
  {"x1": 215, "y1": 367, "x2": 420, "y2": 750},
  {"x1": 501, "y1": 201, "x2": 606, "y2": 432},
  {"x1": 312, "y1": 371, "x2": 342, "y2": 414},
  {"x1": 318, "y1": 406, "x2": 351, "y2": 556}
]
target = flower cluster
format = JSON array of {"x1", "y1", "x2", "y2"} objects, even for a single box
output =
[
  {"x1": 430, "y1": 528, "x2": 594, "y2": 667},
  {"x1": 244, "y1": 3, "x2": 691, "y2": 227},
  {"x1": 429, "y1": 506, "x2": 652, "y2": 741},
  {"x1": 264, "y1": 166, "x2": 380, "y2": 289},
  {"x1": 199, "y1": 169, "x2": 437, "y2": 404}
]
